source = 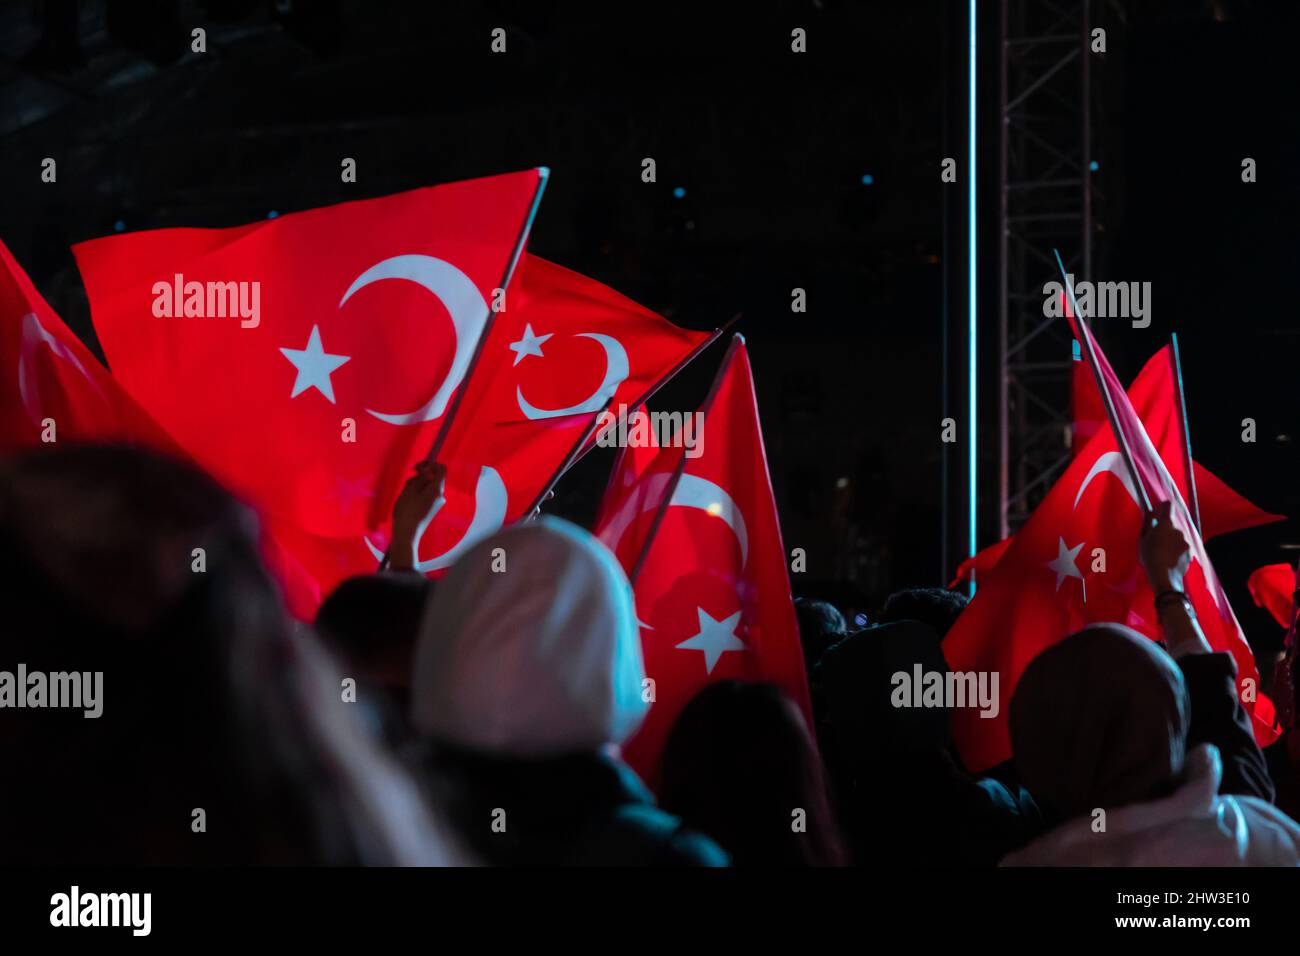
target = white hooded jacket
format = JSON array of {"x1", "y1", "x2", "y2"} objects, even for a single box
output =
[
  {"x1": 1001, "y1": 744, "x2": 1300, "y2": 867},
  {"x1": 410, "y1": 517, "x2": 649, "y2": 757}
]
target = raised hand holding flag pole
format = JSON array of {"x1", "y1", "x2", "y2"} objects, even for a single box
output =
[
  {"x1": 377, "y1": 169, "x2": 549, "y2": 569},
  {"x1": 387, "y1": 252, "x2": 715, "y2": 568},
  {"x1": 75, "y1": 169, "x2": 552, "y2": 605},
  {"x1": 1053, "y1": 247, "x2": 1277, "y2": 745},
  {"x1": 943, "y1": 254, "x2": 1278, "y2": 770}
]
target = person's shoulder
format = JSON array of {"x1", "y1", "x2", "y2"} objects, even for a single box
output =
[{"x1": 604, "y1": 803, "x2": 730, "y2": 867}]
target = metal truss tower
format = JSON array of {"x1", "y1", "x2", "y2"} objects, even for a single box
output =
[{"x1": 997, "y1": 0, "x2": 1119, "y2": 537}]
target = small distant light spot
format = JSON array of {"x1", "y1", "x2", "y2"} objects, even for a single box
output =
[
  {"x1": 113, "y1": 220, "x2": 125, "y2": 232},
  {"x1": 1089, "y1": 160, "x2": 1100, "y2": 172},
  {"x1": 860, "y1": 173, "x2": 874, "y2": 185},
  {"x1": 672, "y1": 186, "x2": 686, "y2": 199},
  {"x1": 267, "y1": 210, "x2": 280, "y2": 219},
  {"x1": 835, "y1": 476, "x2": 850, "y2": 489}
]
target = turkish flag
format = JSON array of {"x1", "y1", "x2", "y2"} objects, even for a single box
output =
[
  {"x1": 427, "y1": 254, "x2": 713, "y2": 554},
  {"x1": 1071, "y1": 346, "x2": 1107, "y2": 456},
  {"x1": 951, "y1": 344, "x2": 1280, "y2": 589},
  {"x1": 1072, "y1": 344, "x2": 1281, "y2": 540},
  {"x1": 594, "y1": 337, "x2": 811, "y2": 782},
  {"x1": 0, "y1": 237, "x2": 172, "y2": 454},
  {"x1": 73, "y1": 170, "x2": 547, "y2": 603},
  {"x1": 1252, "y1": 562, "x2": 1300, "y2": 732},
  {"x1": 948, "y1": 537, "x2": 1011, "y2": 589},
  {"x1": 0, "y1": 237, "x2": 326, "y2": 619},
  {"x1": 943, "y1": 321, "x2": 1278, "y2": 772},
  {"x1": 1249, "y1": 563, "x2": 1298, "y2": 630}
]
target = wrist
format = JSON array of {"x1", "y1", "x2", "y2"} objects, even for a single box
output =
[
  {"x1": 1147, "y1": 571, "x2": 1181, "y2": 593},
  {"x1": 389, "y1": 540, "x2": 417, "y2": 570},
  {"x1": 1154, "y1": 588, "x2": 1194, "y2": 620}
]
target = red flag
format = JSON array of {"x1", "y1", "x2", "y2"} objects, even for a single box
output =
[
  {"x1": 430, "y1": 254, "x2": 712, "y2": 537},
  {"x1": 0, "y1": 238, "x2": 172, "y2": 453},
  {"x1": 948, "y1": 537, "x2": 1011, "y2": 589},
  {"x1": 0, "y1": 237, "x2": 324, "y2": 618},
  {"x1": 1072, "y1": 344, "x2": 1282, "y2": 540},
  {"x1": 73, "y1": 171, "x2": 547, "y2": 603},
  {"x1": 1255, "y1": 561, "x2": 1300, "y2": 733},
  {"x1": 1249, "y1": 563, "x2": 1298, "y2": 630},
  {"x1": 1070, "y1": 345, "x2": 1107, "y2": 456},
  {"x1": 591, "y1": 403, "x2": 680, "y2": 568},
  {"x1": 944, "y1": 321, "x2": 1277, "y2": 772},
  {"x1": 952, "y1": 344, "x2": 1281, "y2": 589},
  {"x1": 594, "y1": 337, "x2": 811, "y2": 782}
]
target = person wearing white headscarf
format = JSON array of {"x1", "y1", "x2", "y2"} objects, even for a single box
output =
[{"x1": 408, "y1": 517, "x2": 727, "y2": 866}]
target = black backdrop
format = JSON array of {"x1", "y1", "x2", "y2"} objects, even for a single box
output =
[{"x1": 0, "y1": 0, "x2": 1294, "y2": 650}]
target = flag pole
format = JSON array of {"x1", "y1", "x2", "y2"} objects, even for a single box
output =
[
  {"x1": 1053, "y1": 249, "x2": 1153, "y2": 514},
  {"x1": 628, "y1": 333, "x2": 743, "y2": 585},
  {"x1": 523, "y1": 395, "x2": 615, "y2": 518},
  {"x1": 378, "y1": 167, "x2": 549, "y2": 570},
  {"x1": 551, "y1": 314, "x2": 739, "y2": 540},
  {"x1": 1169, "y1": 332, "x2": 1202, "y2": 534},
  {"x1": 575, "y1": 312, "x2": 738, "y2": 470},
  {"x1": 498, "y1": 313, "x2": 739, "y2": 530},
  {"x1": 421, "y1": 167, "x2": 550, "y2": 464}
]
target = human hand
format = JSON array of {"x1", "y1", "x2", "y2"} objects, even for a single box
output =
[
  {"x1": 389, "y1": 462, "x2": 445, "y2": 569},
  {"x1": 1140, "y1": 499, "x2": 1190, "y2": 594}
]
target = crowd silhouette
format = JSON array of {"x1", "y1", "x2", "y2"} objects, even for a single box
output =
[{"x1": 2, "y1": 442, "x2": 1298, "y2": 867}]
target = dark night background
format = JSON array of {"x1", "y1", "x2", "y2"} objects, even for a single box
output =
[{"x1": 0, "y1": 1, "x2": 1295, "y2": 654}]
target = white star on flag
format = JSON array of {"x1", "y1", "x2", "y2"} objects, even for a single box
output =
[
  {"x1": 280, "y1": 325, "x2": 351, "y2": 403},
  {"x1": 508, "y1": 323, "x2": 552, "y2": 365},
  {"x1": 1047, "y1": 536, "x2": 1087, "y2": 601},
  {"x1": 676, "y1": 607, "x2": 747, "y2": 674}
]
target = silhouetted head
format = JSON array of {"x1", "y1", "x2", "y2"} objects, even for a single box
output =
[
  {"x1": 814, "y1": 619, "x2": 952, "y2": 759},
  {"x1": 879, "y1": 586, "x2": 969, "y2": 638},
  {"x1": 794, "y1": 597, "x2": 848, "y2": 672},
  {"x1": 1010, "y1": 623, "x2": 1190, "y2": 820},
  {"x1": 660, "y1": 681, "x2": 845, "y2": 866},
  {"x1": 0, "y1": 444, "x2": 451, "y2": 864},
  {"x1": 315, "y1": 573, "x2": 433, "y2": 688}
]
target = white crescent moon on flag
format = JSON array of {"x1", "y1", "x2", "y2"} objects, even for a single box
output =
[
  {"x1": 339, "y1": 254, "x2": 488, "y2": 426},
  {"x1": 1073, "y1": 450, "x2": 1141, "y2": 510},
  {"x1": 599, "y1": 472, "x2": 748, "y2": 566},
  {"x1": 364, "y1": 464, "x2": 507, "y2": 573},
  {"x1": 17, "y1": 312, "x2": 104, "y2": 424},
  {"x1": 516, "y1": 332, "x2": 629, "y2": 421}
]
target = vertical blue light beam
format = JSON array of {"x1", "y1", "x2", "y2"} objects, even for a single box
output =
[{"x1": 967, "y1": 0, "x2": 978, "y2": 591}]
